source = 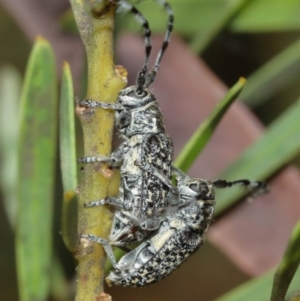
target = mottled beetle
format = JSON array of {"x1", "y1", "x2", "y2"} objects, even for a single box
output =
[
  {"x1": 79, "y1": 0, "x2": 268, "y2": 287},
  {"x1": 82, "y1": 167, "x2": 267, "y2": 287},
  {"x1": 79, "y1": 0, "x2": 177, "y2": 246}
]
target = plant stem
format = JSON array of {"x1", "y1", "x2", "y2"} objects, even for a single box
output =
[
  {"x1": 270, "y1": 221, "x2": 300, "y2": 301},
  {"x1": 69, "y1": 0, "x2": 127, "y2": 299}
]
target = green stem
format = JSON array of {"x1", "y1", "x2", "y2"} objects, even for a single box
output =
[
  {"x1": 69, "y1": 0, "x2": 127, "y2": 299},
  {"x1": 271, "y1": 221, "x2": 300, "y2": 301}
]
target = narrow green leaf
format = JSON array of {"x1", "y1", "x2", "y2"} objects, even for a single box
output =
[
  {"x1": 271, "y1": 221, "x2": 300, "y2": 301},
  {"x1": 213, "y1": 268, "x2": 300, "y2": 301},
  {"x1": 16, "y1": 36, "x2": 57, "y2": 301},
  {"x1": 241, "y1": 38, "x2": 300, "y2": 108},
  {"x1": 0, "y1": 66, "x2": 22, "y2": 227},
  {"x1": 59, "y1": 62, "x2": 78, "y2": 252},
  {"x1": 174, "y1": 78, "x2": 246, "y2": 172},
  {"x1": 230, "y1": 0, "x2": 300, "y2": 32},
  {"x1": 215, "y1": 96, "x2": 300, "y2": 216},
  {"x1": 60, "y1": 193, "x2": 79, "y2": 251},
  {"x1": 59, "y1": 62, "x2": 77, "y2": 193}
]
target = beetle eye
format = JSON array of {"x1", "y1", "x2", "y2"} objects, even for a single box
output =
[
  {"x1": 189, "y1": 183, "x2": 199, "y2": 192},
  {"x1": 135, "y1": 89, "x2": 147, "y2": 97},
  {"x1": 127, "y1": 91, "x2": 135, "y2": 97}
]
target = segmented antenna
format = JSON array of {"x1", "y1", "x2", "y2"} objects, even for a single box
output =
[
  {"x1": 113, "y1": 0, "x2": 174, "y2": 90},
  {"x1": 213, "y1": 179, "x2": 268, "y2": 198},
  {"x1": 113, "y1": 0, "x2": 152, "y2": 92},
  {"x1": 145, "y1": 0, "x2": 174, "y2": 87}
]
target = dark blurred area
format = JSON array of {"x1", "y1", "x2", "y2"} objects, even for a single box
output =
[{"x1": 203, "y1": 31, "x2": 300, "y2": 126}]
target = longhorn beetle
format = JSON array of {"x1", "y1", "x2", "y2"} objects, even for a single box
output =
[
  {"x1": 79, "y1": 0, "x2": 268, "y2": 286},
  {"x1": 79, "y1": 0, "x2": 178, "y2": 247},
  {"x1": 82, "y1": 167, "x2": 267, "y2": 287}
]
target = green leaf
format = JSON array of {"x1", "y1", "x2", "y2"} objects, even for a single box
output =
[
  {"x1": 230, "y1": 0, "x2": 300, "y2": 32},
  {"x1": 215, "y1": 96, "x2": 300, "y2": 216},
  {"x1": 174, "y1": 77, "x2": 246, "y2": 172},
  {"x1": 59, "y1": 62, "x2": 78, "y2": 252},
  {"x1": 213, "y1": 268, "x2": 300, "y2": 301},
  {"x1": 271, "y1": 221, "x2": 300, "y2": 301},
  {"x1": 16, "y1": 36, "x2": 57, "y2": 301},
  {"x1": 241, "y1": 38, "x2": 300, "y2": 108},
  {"x1": 0, "y1": 66, "x2": 22, "y2": 227},
  {"x1": 59, "y1": 62, "x2": 77, "y2": 193}
]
